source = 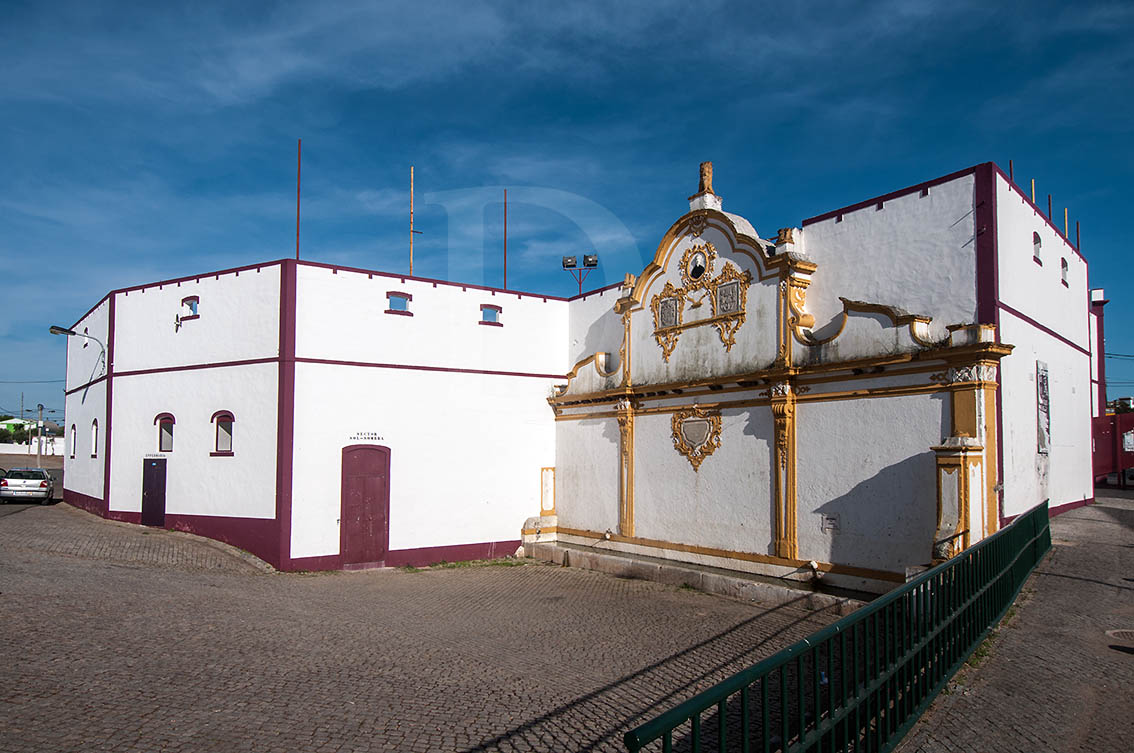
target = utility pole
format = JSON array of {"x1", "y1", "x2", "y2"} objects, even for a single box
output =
[
  {"x1": 296, "y1": 139, "x2": 302, "y2": 261},
  {"x1": 503, "y1": 189, "x2": 508, "y2": 290},
  {"x1": 36, "y1": 404, "x2": 43, "y2": 468},
  {"x1": 410, "y1": 166, "x2": 422, "y2": 275}
]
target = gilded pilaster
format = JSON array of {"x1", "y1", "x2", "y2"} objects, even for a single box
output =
[
  {"x1": 770, "y1": 382, "x2": 798, "y2": 559},
  {"x1": 616, "y1": 398, "x2": 635, "y2": 536}
]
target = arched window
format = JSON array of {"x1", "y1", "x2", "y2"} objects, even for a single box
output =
[
  {"x1": 1033, "y1": 231, "x2": 1042, "y2": 264},
  {"x1": 1061, "y1": 258, "x2": 1069, "y2": 286},
  {"x1": 211, "y1": 410, "x2": 234, "y2": 456},
  {"x1": 70, "y1": 424, "x2": 76, "y2": 459},
  {"x1": 90, "y1": 419, "x2": 98, "y2": 458},
  {"x1": 154, "y1": 413, "x2": 175, "y2": 452}
]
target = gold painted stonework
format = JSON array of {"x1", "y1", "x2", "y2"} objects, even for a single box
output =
[
  {"x1": 649, "y1": 242, "x2": 752, "y2": 362},
  {"x1": 670, "y1": 405, "x2": 722, "y2": 470}
]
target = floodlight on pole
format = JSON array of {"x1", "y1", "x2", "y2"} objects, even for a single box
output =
[{"x1": 561, "y1": 252, "x2": 598, "y2": 295}]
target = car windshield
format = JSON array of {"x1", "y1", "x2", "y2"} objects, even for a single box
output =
[{"x1": 7, "y1": 470, "x2": 47, "y2": 480}]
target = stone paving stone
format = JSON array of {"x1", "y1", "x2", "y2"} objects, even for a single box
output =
[
  {"x1": 895, "y1": 490, "x2": 1134, "y2": 753},
  {"x1": 0, "y1": 502, "x2": 841, "y2": 752}
]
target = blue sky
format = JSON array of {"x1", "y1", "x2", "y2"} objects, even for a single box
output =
[{"x1": 3, "y1": 0, "x2": 1133, "y2": 419}]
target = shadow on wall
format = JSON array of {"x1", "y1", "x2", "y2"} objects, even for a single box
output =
[
  {"x1": 577, "y1": 304, "x2": 624, "y2": 372},
  {"x1": 811, "y1": 452, "x2": 938, "y2": 574},
  {"x1": 741, "y1": 407, "x2": 778, "y2": 556}
]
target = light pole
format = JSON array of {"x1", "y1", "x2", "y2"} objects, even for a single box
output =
[
  {"x1": 562, "y1": 253, "x2": 599, "y2": 296},
  {"x1": 49, "y1": 325, "x2": 107, "y2": 377}
]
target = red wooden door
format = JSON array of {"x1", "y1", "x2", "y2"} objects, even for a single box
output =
[{"x1": 340, "y1": 445, "x2": 390, "y2": 567}]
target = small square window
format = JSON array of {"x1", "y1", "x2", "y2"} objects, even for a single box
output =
[
  {"x1": 385, "y1": 292, "x2": 413, "y2": 316},
  {"x1": 480, "y1": 304, "x2": 502, "y2": 326},
  {"x1": 180, "y1": 296, "x2": 200, "y2": 321}
]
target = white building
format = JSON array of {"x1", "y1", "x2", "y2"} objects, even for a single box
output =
[{"x1": 62, "y1": 161, "x2": 1105, "y2": 589}]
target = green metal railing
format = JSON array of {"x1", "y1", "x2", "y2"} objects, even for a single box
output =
[{"x1": 624, "y1": 501, "x2": 1051, "y2": 753}]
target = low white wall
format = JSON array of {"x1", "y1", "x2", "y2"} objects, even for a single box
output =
[{"x1": 0, "y1": 440, "x2": 65, "y2": 457}]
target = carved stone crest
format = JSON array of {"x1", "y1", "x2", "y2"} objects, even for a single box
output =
[
  {"x1": 671, "y1": 405, "x2": 722, "y2": 471},
  {"x1": 650, "y1": 242, "x2": 752, "y2": 361}
]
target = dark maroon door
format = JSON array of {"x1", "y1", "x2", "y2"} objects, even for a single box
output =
[
  {"x1": 141, "y1": 458, "x2": 166, "y2": 527},
  {"x1": 340, "y1": 445, "x2": 390, "y2": 567}
]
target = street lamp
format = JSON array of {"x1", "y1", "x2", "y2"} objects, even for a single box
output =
[
  {"x1": 562, "y1": 253, "x2": 599, "y2": 295},
  {"x1": 50, "y1": 325, "x2": 106, "y2": 377}
]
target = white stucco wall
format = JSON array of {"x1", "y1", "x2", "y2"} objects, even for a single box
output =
[
  {"x1": 567, "y1": 286, "x2": 623, "y2": 373},
  {"x1": 998, "y1": 311, "x2": 1092, "y2": 517},
  {"x1": 107, "y1": 363, "x2": 279, "y2": 516},
  {"x1": 62, "y1": 297, "x2": 111, "y2": 500},
  {"x1": 795, "y1": 394, "x2": 947, "y2": 573},
  {"x1": 633, "y1": 406, "x2": 776, "y2": 555},
  {"x1": 800, "y1": 173, "x2": 978, "y2": 341},
  {"x1": 294, "y1": 264, "x2": 568, "y2": 376},
  {"x1": 995, "y1": 176, "x2": 1089, "y2": 346},
  {"x1": 62, "y1": 379, "x2": 107, "y2": 499},
  {"x1": 113, "y1": 264, "x2": 282, "y2": 373},
  {"x1": 289, "y1": 363, "x2": 557, "y2": 558}
]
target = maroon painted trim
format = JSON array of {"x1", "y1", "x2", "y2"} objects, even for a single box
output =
[
  {"x1": 103, "y1": 294, "x2": 115, "y2": 510},
  {"x1": 210, "y1": 450, "x2": 235, "y2": 457},
  {"x1": 1050, "y1": 497, "x2": 1094, "y2": 517},
  {"x1": 210, "y1": 410, "x2": 235, "y2": 422},
  {"x1": 64, "y1": 488, "x2": 107, "y2": 517},
  {"x1": 284, "y1": 538, "x2": 522, "y2": 572},
  {"x1": 114, "y1": 357, "x2": 278, "y2": 379},
  {"x1": 478, "y1": 320, "x2": 504, "y2": 327},
  {"x1": 972, "y1": 163, "x2": 1005, "y2": 527},
  {"x1": 480, "y1": 303, "x2": 503, "y2": 313},
  {"x1": 153, "y1": 412, "x2": 176, "y2": 425},
  {"x1": 297, "y1": 259, "x2": 569, "y2": 301},
  {"x1": 276, "y1": 259, "x2": 297, "y2": 571},
  {"x1": 164, "y1": 514, "x2": 280, "y2": 568},
  {"x1": 178, "y1": 314, "x2": 201, "y2": 322},
  {"x1": 802, "y1": 164, "x2": 981, "y2": 227},
  {"x1": 181, "y1": 295, "x2": 199, "y2": 304},
  {"x1": 384, "y1": 309, "x2": 413, "y2": 317},
  {"x1": 1061, "y1": 279, "x2": 1069, "y2": 288},
  {"x1": 293, "y1": 356, "x2": 566, "y2": 380},
  {"x1": 64, "y1": 373, "x2": 108, "y2": 396},
  {"x1": 997, "y1": 302, "x2": 1091, "y2": 357},
  {"x1": 1033, "y1": 256, "x2": 1043, "y2": 266},
  {"x1": 387, "y1": 291, "x2": 412, "y2": 301},
  {"x1": 115, "y1": 261, "x2": 279, "y2": 298},
  {"x1": 1092, "y1": 299, "x2": 1108, "y2": 415},
  {"x1": 69, "y1": 292, "x2": 112, "y2": 331},
  {"x1": 567, "y1": 280, "x2": 624, "y2": 302}
]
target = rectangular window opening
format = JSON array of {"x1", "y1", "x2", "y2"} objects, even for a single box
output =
[
  {"x1": 159, "y1": 422, "x2": 174, "y2": 453},
  {"x1": 385, "y1": 291, "x2": 413, "y2": 316},
  {"x1": 216, "y1": 420, "x2": 233, "y2": 454},
  {"x1": 480, "y1": 304, "x2": 503, "y2": 326}
]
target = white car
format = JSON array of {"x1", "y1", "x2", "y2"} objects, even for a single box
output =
[{"x1": 0, "y1": 468, "x2": 55, "y2": 504}]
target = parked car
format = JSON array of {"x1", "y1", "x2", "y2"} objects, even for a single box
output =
[{"x1": 0, "y1": 468, "x2": 54, "y2": 504}]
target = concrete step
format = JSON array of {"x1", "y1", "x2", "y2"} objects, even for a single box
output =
[{"x1": 528, "y1": 541, "x2": 867, "y2": 616}]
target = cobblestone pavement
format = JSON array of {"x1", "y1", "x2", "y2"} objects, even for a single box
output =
[
  {"x1": 0, "y1": 503, "x2": 842, "y2": 752},
  {"x1": 896, "y1": 490, "x2": 1134, "y2": 753}
]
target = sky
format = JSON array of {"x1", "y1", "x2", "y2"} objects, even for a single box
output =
[{"x1": 2, "y1": 0, "x2": 1133, "y2": 421}]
